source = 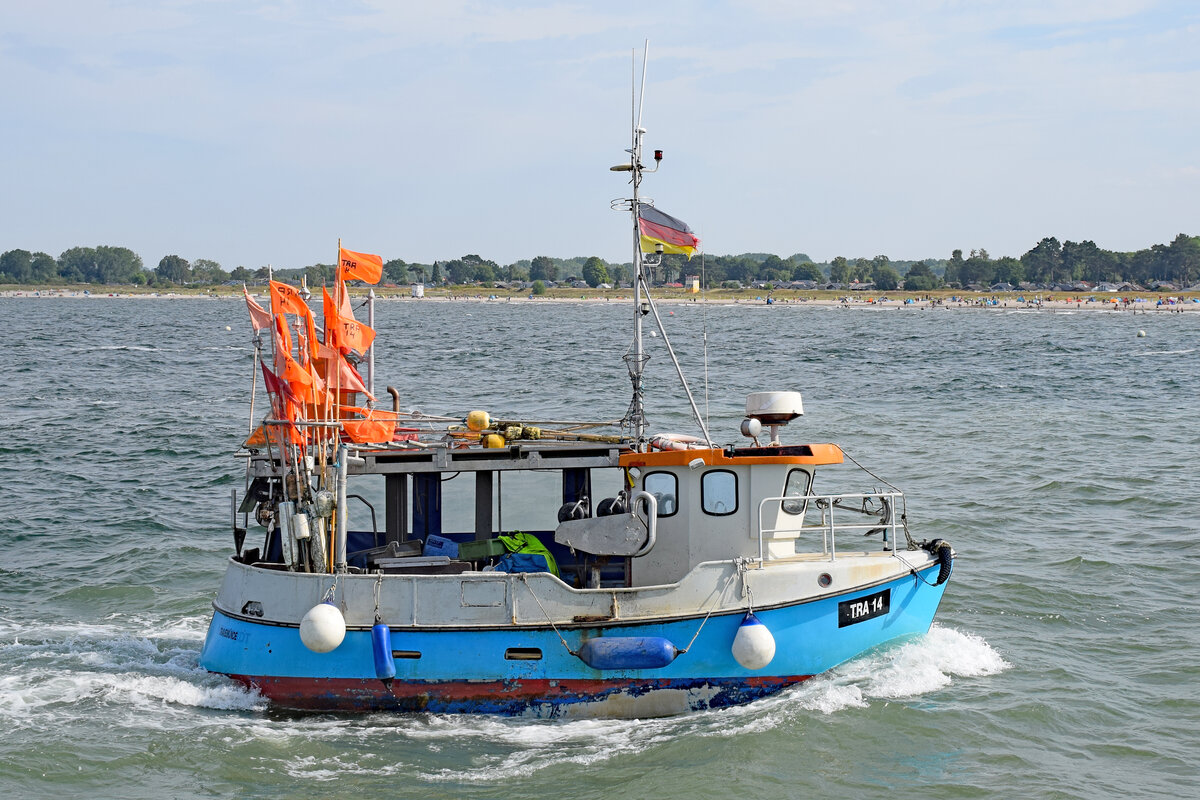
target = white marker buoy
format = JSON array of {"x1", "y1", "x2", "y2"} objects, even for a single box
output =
[
  {"x1": 731, "y1": 612, "x2": 776, "y2": 670},
  {"x1": 1137, "y1": 330, "x2": 1146, "y2": 337},
  {"x1": 300, "y1": 602, "x2": 346, "y2": 653},
  {"x1": 225, "y1": 325, "x2": 232, "y2": 331}
]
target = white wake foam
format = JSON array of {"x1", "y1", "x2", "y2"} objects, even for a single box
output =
[
  {"x1": 0, "y1": 615, "x2": 264, "y2": 729},
  {"x1": 407, "y1": 624, "x2": 1009, "y2": 782},
  {"x1": 1, "y1": 618, "x2": 1005, "y2": 781}
]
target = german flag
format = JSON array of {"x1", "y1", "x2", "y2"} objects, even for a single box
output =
[{"x1": 638, "y1": 205, "x2": 700, "y2": 259}]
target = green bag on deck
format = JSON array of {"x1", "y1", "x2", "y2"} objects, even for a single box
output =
[{"x1": 497, "y1": 531, "x2": 559, "y2": 577}]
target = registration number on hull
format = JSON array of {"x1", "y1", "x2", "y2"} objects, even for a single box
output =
[{"x1": 837, "y1": 589, "x2": 890, "y2": 628}]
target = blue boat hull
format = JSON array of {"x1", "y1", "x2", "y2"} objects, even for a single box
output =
[{"x1": 200, "y1": 564, "x2": 949, "y2": 718}]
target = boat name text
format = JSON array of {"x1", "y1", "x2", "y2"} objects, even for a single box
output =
[{"x1": 837, "y1": 589, "x2": 890, "y2": 628}]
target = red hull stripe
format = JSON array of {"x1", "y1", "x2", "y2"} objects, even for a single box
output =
[{"x1": 230, "y1": 673, "x2": 811, "y2": 715}]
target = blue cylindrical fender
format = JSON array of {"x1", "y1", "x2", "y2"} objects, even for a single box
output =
[
  {"x1": 577, "y1": 636, "x2": 679, "y2": 670},
  {"x1": 371, "y1": 620, "x2": 396, "y2": 684}
]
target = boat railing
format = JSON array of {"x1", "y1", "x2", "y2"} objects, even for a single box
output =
[{"x1": 756, "y1": 491, "x2": 903, "y2": 563}]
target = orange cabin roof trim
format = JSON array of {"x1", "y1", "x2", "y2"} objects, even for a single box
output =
[{"x1": 620, "y1": 443, "x2": 844, "y2": 469}]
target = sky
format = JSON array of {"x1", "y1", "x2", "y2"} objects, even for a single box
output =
[{"x1": 1, "y1": 0, "x2": 1198, "y2": 272}]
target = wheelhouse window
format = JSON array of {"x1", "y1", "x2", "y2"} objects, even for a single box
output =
[
  {"x1": 781, "y1": 469, "x2": 812, "y2": 515},
  {"x1": 701, "y1": 470, "x2": 737, "y2": 516},
  {"x1": 643, "y1": 472, "x2": 678, "y2": 516}
]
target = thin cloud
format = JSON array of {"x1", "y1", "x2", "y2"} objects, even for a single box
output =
[{"x1": 0, "y1": 1, "x2": 1197, "y2": 267}]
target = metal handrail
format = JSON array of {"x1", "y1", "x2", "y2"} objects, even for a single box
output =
[{"x1": 756, "y1": 491, "x2": 902, "y2": 563}]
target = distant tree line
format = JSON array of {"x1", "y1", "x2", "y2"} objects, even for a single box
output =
[
  {"x1": 0, "y1": 246, "x2": 259, "y2": 287},
  {"x1": 935, "y1": 234, "x2": 1200, "y2": 288},
  {"x1": 2, "y1": 233, "x2": 1197, "y2": 289}
]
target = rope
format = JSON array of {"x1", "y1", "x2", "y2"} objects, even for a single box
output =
[
  {"x1": 739, "y1": 558, "x2": 755, "y2": 612},
  {"x1": 840, "y1": 449, "x2": 901, "y2": 493},
  {"x1": 518, "y1": 574, "x2": 577, "y2": 655},
  {"x1": 322, "y1": 571, "x2": 342, "y2": 604},
  {"x1": 372, "y1": 571, "x2": 383, "y2": 618},
  {"x1": 841, "y1": 448, "x2": 918, "y2": 550},
  {"x1": 521, "y1": 562, "x2": 743, "y2": 660},
  {"x1": 677, "y1": 564, "x2": 742, "y2": 655},
  {"x1": 892, "y1": 552, "x2": 944, "y2": 586},
  {"x1": 249, "y1": 340, "x2": 260, "y2": 436}
]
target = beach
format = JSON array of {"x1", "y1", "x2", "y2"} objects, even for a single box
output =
[{"x1": 3, "y1": 287, "x2": 1198, "y2": 312}]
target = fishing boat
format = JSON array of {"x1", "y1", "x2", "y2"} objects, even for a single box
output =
[{"x1": 199, "y1": 54, "x2": 955, "y2": 719}]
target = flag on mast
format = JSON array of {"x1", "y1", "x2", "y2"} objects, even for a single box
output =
[
  {"x1": 338, "y1": 247, "x2": 383, "y2": 284},
  {"x1": 243, "y1": 286, "x2": 272, "y2": 333},
  {"x1": 269, "y1": 280, "x2": 320, "y2": 362},
  {"x1": 260, "y1": 362, "x2": 305, "y2": 445},
  {"x1": 638, "y1": 205, "x2": 701, "y2": 259},
  {"x1": 322, "y1": 286, "x2": 375, "y2": 357}
]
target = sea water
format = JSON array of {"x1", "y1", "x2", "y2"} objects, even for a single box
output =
[{"x1": 1, "y1": 297, "x2": 1197, "y2": 799}]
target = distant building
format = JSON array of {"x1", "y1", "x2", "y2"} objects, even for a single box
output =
[
  {"x1": 411, "y1": 283, "x2": 425, "y2": 298},
  {"x1": 685, "y1": 275, "x2": 700, "y2": 293}
]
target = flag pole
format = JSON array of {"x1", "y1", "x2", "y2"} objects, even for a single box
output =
[
  {"x1": 334, "y1": 237, "x2": 343, "y2": 439},
  {"x1": 331, "y1": 238, "x2": 343, "y2": 574},
  {"x1": 366, "y1": 288, "x2": 375, "y2": 400},
  {"x1": 630, "y1": 45, "x2": 647, "y2": 448}
]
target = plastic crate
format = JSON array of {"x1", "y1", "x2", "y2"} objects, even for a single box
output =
[
  {"x1": 423, "y1": 534, "x2": 459, "y2": 558},
  {"x1": 457, "y1": 538, "x2": 508, "y2": 560}
]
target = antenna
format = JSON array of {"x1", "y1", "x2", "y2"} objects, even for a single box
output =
[
  {"x1": 630, "y1": 48, "x2": 636, "y2": 142},
  {"x1": 636, "y1": 39, "x2": 649, "y2": 133}
]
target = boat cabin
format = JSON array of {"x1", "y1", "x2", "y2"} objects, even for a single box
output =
[{"x1": 241, "y1": 438, "x2": 846, "y2": 590}]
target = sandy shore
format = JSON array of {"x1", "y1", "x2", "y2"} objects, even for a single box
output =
[{"x1": 2, "y1": 288, "x2": 1197, "y2": 312}]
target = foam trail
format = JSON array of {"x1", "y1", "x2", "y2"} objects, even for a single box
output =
[
  {"x1": 404, "y1": 625, "x2": 1007, "y2": 782},
  {"x1": 0, "y1": 616, "x2": 265, "y2": 729},
  {"x1": 803, "y1": 624, "x2": 1009, "y2": 708}
]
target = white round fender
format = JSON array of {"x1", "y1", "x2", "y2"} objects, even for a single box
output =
[
  {"x1": 300, "y1": 601, "x2": 346, "y2": 653},
  {"x1": 731, "y1": 612, "x2": 776, "y2": 670}
]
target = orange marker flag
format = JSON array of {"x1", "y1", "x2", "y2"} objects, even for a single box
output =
[
  {"x1": 269, "y1": 279, "x2": 310, "y2": 317},
  {"x1": 272, "y1": 314, "x2": 314, "y2": 404},
  {"x1": 341, "y1": 406, "x2": 396, "y2": 444},
  {"x1": 338, "y1": 282, "x2": 376, "y2": 354},
  {"x1": 243, "y1": 286, "x2": 272, "y2": 333},
  {"x1": 338, "y1": 247, "x2": 383, "y2": 285},
  {"x1": 272, "y1": 313, "x2": 293, "y2": 374},
  {"x1": 322, "y1": 286, "x2": 376, "y2": 357},
  {"x1": 270, "y1": 280, "x2": 320, "y2": 361},
  {"x1": 280, "y1": 347, "x2": 314, "y2": 391},
  {"x1": 260, "y1": 363, "x2": 305, "y2": 446},
  {"x1": 335, "y1": 354, "x2": 374, "y2": 400}
]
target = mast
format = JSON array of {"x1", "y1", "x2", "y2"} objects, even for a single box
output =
[
  {"x1": 614, "y1": 43, "x2": 713, "y2": 450},
  {"x1": 626, "y1": 45, "x2": 651, "y2": 447}
]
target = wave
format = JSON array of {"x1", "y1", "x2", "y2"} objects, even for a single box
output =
[
  {"x1": 0, "y1": 668, "x2": 263, "y2": 721},
  {"x1": 0, "y1": 615, "x2": 263, "y2": 726},
  {"x1": 403, "y1": 624, "x2": 1006, "y2": 783},
  {"x1": 1132, "y1": 348, "x2": 1196, "y2": 356}
]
